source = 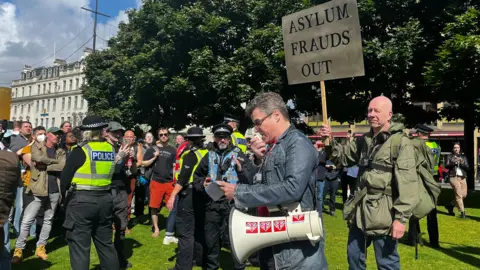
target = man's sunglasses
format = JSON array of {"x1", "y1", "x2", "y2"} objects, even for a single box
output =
[
  {"x1": 253, "y1": 113, "x2": 273, "y2": 126},
  {"x1": 158, "y1": 133, "x2": 168, "y2": 137}
]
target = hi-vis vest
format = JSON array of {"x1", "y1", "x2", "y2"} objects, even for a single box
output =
[
  {"x1": 208, "y1": 148, "x2": 240, "y2": 184},
  {"x1": 177, "y1": 148, "x2": 208, "y2": 183},
  {"x1": 425, "y1": 141, "x2": 441, "y2": 175},
  {"x1": 174, "y1": 142, "x2": 189, "y2": 181},
  {"x1": 72, "y1": 142, "x2": 116, "y2": 190},
  {"x1": 231, "y1": 131, "x2": 247, "y2": 154}
]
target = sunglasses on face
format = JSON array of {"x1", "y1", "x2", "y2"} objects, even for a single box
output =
[
  {"x1": 159, "y1": 133, "x2": 168, "y2": 137},
  {"x1": 253, "y1": 113, "x2": 273, "y2": 126}
]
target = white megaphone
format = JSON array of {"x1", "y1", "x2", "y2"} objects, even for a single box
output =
[{"x1": 229, "y1": 202, "x2": 323, "y2": 264}]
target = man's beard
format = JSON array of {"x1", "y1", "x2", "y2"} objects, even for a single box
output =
[{"x1": 218, "y1": 143, "x2": 228, "y2": 150}]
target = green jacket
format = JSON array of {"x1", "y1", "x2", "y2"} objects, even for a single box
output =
[{"x1": 327, "y1": 122, "x2": 419, "y2": 236}]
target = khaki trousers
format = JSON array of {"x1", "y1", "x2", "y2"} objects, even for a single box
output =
[{"x1": 449, "y1": 176, "x2": 467, "y2": 211}]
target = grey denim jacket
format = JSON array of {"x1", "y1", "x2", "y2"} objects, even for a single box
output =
[{"x1": 234, "y1": 125, "x2": 328, "y2": 269}]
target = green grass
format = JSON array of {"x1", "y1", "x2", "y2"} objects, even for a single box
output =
[{"x1": 11, "y1": 189, "x2": 480, "y2": 270}]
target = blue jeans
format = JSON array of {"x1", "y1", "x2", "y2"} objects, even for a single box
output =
[
  {"x1": 347, "y1": 225, "x2": 400, "y2": 270},
  {"x1": 165, "y1": 195, "x2": 178, "y2": 237},
  {"x1": 2, "y1": 212, "x2": 11, "y2": 270},
  {"x1": 316, "y1": 180, "x2": 325, "y2": 213},
  {"x1": 12, "y1": 187, "x2": 36, "y2": 238}
]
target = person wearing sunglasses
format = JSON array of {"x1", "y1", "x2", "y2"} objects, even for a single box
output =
[
  {"x1": 217, "y1": 92, "x2": 327, "y2": 270},
  {"x1": 143, "y1": 128, "x2": 177, "y2": 243}
]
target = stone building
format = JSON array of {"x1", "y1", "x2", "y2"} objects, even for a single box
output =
[{"x1": 9, "y1": 48, "x2": 92, "y2": 128}]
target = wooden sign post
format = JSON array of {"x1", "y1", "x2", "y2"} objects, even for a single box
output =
[
  {"x1": 281, "y1": 0, "x2": 365, "y2": 144},
  {"x1": 320, "y1": 81, "x2": 330, "y2": 145}
]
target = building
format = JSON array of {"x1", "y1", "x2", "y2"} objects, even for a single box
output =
[{"x1": 9, "y1": 48, "x2": 92, "y2": 128}]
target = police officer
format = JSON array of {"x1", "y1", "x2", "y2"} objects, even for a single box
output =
[
  {"x1": 194, "y1": 123, "x2": 252, "y2": 270},
  {"x1": 60, "y1": 116, "x2": 119, "y2": 270},
  {"x1": 104, "y1": 121, "x2": 134, "y2": 269},
  {"x1": 224, "y1": 115, "x2": 247, "y2": 154},
  {"x1": 167, "y1": 127, "x2": 208, "y2": 270},
  {"x1": 407, "y1": 124, "x2": 440, "y2": 248}
]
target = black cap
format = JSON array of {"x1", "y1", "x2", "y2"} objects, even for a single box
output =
[
  {"x1": 185, "y1": 127, "x2": 205, "y2": 139},
  {"x1": 224, "y1": 114, "x2": 240, "y2": 123},
  {"x1": 107, "y1": 121, "x2": 125, "y2": 132},
  {"x1": 79, "y1": 115, "x2": 108, "y2": 130},
  {"x1": 415, "y1": 123, "x2": 434, "y2": 134},
  {"x1": 213, "y1": 123, "x2": 233, "y2": 138}
]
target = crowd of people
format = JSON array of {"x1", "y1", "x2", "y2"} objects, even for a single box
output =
[{"x1": 0, "y1": 92, "x2": 472, "y2": 270}]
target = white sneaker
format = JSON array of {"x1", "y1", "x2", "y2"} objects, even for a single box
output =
[{"x1": 163, "y1": 236, "x2": 178, "y2": 245}]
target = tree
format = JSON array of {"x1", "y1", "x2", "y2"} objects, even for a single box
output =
[{"x1": 424, "y1": 8, "x2": 480, "y2": 189}]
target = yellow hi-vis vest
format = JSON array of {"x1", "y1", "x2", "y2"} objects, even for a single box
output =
[
  {"x1": 177, "y1": 149, "x2": 208, "y2": 183},
  {"x1": 425, "y1": 141, "x2": 441, "y2": 176},
  {"x1": 231, "y1": 131, "x2": 247, "y2": 154},
  {"x1": 71, "y1": 142, "x2": 116, "y2": 190}
]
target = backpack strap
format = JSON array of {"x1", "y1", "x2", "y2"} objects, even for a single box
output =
[{"x1": 389, "y1": 132, "x2": 404, "y2": 162}]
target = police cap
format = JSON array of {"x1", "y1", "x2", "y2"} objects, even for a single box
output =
[
  {"x1": 415, "y1": 123, "x2": 434, "y2": 134},
  {"x1": 79, "y1": 116, "x2": 108, "y2": 130},
  {"x1": 213, "y1": 123, "x2": 233, "y2": 138},
  {"x1": 107, "y1": 121, "x2": 125, "y2": 132},
  {"x1": 224, "y1": 114, "x2": 240, "y2": 124}
]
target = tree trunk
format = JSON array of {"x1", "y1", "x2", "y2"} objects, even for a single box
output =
[{"x1": 464, "y1": 104, "x2": 475, "y2": 190}]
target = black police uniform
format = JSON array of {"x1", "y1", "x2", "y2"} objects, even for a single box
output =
[
  {"x1": 407, "y1": 124, "x2": 440, "y2": 248},
  {"x1": 193, "y1": 124, "x2": 253, "y2": 270},
  {"x1": 60, "y1": 117, "x2": 119, "y2": 270},
  {"x1": 173, "y1": 145, "x2": 207, "y2": 270}
]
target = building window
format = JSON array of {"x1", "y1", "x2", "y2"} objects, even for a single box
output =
[
  {"x1": 37, "y1": 85, "x2": 40, "y2": 95},
  {"x1": 52, "y1": 117, "x2": 55, "y2": 127},
  {"x1": 46, "y1": 118, "x2": 49, "y2": 129},
  {"x1": 20, "y1": 105, "x2": 23, "y2": 114},
  {"x1": 54, "y1": 82, "x2": 57, "y2": 92},
  {"x1": 74, "y1": 96, "x2": 78, "y2": 109},
  {"x1": 29, "y1": 86, "x2": 31, "y2": 96},
  {"x1": 22, "y1": 87, "x2": 24, "y2": 97},
  {"x1": 61, "y1": 117, "x2": 64, "y2": 124},
  {"x1": 15, "y1": 88, "x2": 18, "y2": 97},
  {"x1": 48, "y1": 83, "x2": 51, "y2": 93},
  {"x1": 63, "y1": 80, "x2": 66, "y2": 91},
  {"x1": 53, "y1": 99, "x2": 56, "y2": 112},
  {"x1": 80, "y1": 98, "x2": 84, "y2": 109},
  {"x1": 35, "y1": 118, "x2": 38, "y2": 127},
  {"x1": 14, "y1": 106, "x2": 17, "y2": 115},
  {"x1": 43, "y1": 84, "x2": 46, "y2": 94},
  {"x1": 36, "y1": 101, "x2": 39, "y2": 112},
  {"x1": 40, "y1": 118, "x2": 44, "y2": 126},
  {"x1": 62, "y1": 98, "x2": 65, "y2": 110},
  {"x1": 47, "y1": 99, "x2": 50, "y2": 112},
  {"x1": 69, "y1": 80, "x2": 73, "y2": 91},
  {"x1": 67, "y1": 116, "x2": 71, "y2": 122},
  {"x1": 82, "y1": 77, "x2": 86, "y2": 85},
  {"x1": 42, "y1": 100, "x2": 45, "y2": 112},
  {"x1": 28, "y1": 104, "x2": 30, "y2": 113},
  {"x1": 76, "y1": 78, "x2": 79, "y2": 90},
  {"x1": 68, "y1": 97, "x2": 71, "y2": 109}
]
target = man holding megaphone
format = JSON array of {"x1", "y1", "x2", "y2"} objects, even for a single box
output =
[{"x1": 217, "y1": 92, "x2": 328, "y2": 270}]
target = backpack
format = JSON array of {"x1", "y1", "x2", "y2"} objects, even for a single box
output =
[{"x1": 390, "y1": 133, "x2": 441, "y2": 220}]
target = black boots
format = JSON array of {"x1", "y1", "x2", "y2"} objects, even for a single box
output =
[
  {"x1": 461, "y1": 212, "x2": 466, "y2": 219},
  {"x1": 445, "y1": 205, "x2": 455, "y2": 216}
]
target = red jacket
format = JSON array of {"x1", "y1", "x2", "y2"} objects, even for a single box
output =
[{"x1": 173, "y1": 142, "x2": 189, "y2": 182}]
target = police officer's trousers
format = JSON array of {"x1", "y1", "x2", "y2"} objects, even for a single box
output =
[
  {"x1": 408, "y1": 208, "x2": 439, "y2": 247},
  {"x1": 203, "y1": 200, "x2": 245, "y2": 270},
  {"x1": 112, "y1": 188, "x2": 129, "y2": 267},
  {"x1": 63, "y1": 190, "x2": 119, "y2": 270},
  {"x1": 174, "y1": 187, "x2": 195, "y2": 270}
]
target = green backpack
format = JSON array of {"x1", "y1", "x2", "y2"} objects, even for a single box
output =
[{"x1": 390, "y1": 134, "x2": 441, "y2": 220}]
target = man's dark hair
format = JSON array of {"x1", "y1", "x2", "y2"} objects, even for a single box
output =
[
  {"x1": 157, "y1": 127, "x2": 169, "y2": 135},
  {"x1": 21, "y1": 121, "x2": 32, "y2": 127},
  {"x1": 33, "y1": 126, "x2": 46, "y2": 133}
]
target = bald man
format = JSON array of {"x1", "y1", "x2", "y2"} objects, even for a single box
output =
[{"x1": 318, "y1": 96, "x2": 418, "y2": 270}]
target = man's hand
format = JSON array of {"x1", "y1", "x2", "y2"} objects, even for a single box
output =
[
  {"x1": 235, "y1": 159, "x2": 242, "y2": 172},
  {"x1": 250, "y1": 137, "x2": 267, "y2": 160},
  {"x1": 317, "y1": 124, "x2": 332, "y2": 140},
  {"x1": 154, "y1": 151, "x2": 160, "y2": 158},
  {"x1": 217, "y1": 181, "x2": 236, "y2": 201},
  {"x1": 166, "y1": 196, "x2": 175, "y2": 211},
  {"x1": 391, "y1": 220, "x2": 406, "y2": 240},
  {"x1": 203, "y1": 177, "x2": 212, "y2": 188}
]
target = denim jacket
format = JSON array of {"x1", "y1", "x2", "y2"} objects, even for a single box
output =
[{"x1": 234, "y1": 125, "x2": 328, "y2": 269}]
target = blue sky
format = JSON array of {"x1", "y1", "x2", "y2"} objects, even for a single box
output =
[{"x1": 0, "y1": 0, "x2": 141, "y2": 85}]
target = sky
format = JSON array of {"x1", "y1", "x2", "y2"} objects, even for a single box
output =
[{"x1": 0, "y1": 0, "x2": 143, "y2": 86}]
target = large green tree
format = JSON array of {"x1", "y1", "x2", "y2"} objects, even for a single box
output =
[
  {"x1": 82, "y1": 0, "x2": 471, "y2": 131},
  {"x1": 425, "y1": 8, "x2": 480, "y2": 189}
]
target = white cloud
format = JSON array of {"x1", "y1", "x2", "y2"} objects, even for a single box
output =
[{"x1": 0, "y1": 0, "x2": 131, "y2": 86}]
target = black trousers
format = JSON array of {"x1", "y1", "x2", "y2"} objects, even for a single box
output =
[
  {"x1": 112, "y1": 188, "x2": 129, "y2": 267},
  {"x1": 174, "y1": 188, "x2": 195, "y2": 270},
  {"x1": 341, "y1": 172, "x2": 357, "y2": 204},
  {"x1": 134, "y1": 184, "x2": 146, "y2": 217},
  {"x1": 203, "y1": 201, "x2": 245, "y2": 270},
  {"x1": 63, "y1": 191, "x2": 119, "y2": 270},
  {"x1": 407, "y1": 208, "x2": 439, "y2": 246}
]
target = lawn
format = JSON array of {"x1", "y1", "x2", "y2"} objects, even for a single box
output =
[{"x1": 11, "y1": 189, "x2": 480, "y2": 270}]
